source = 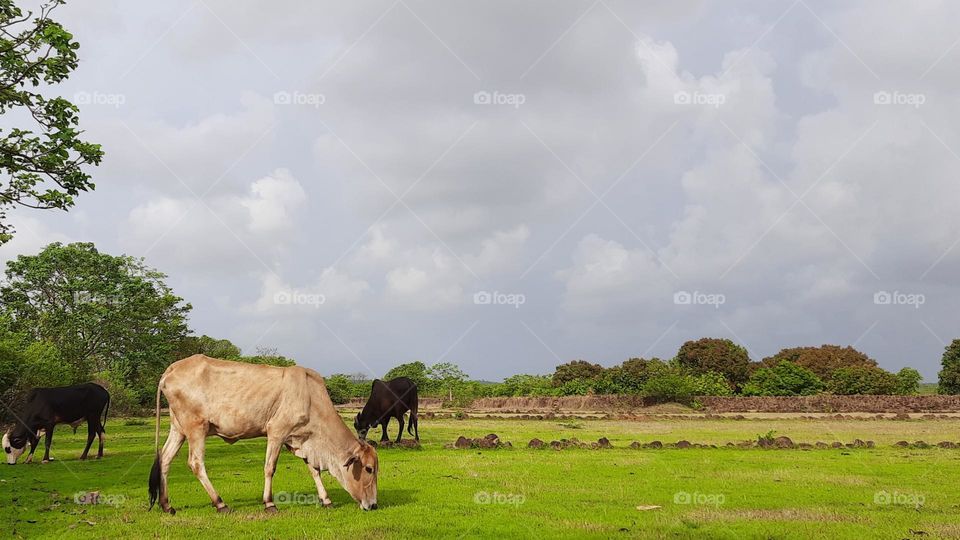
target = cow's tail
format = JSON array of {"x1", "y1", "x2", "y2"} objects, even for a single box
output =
[
  {"x1": 148, "y1": 380, "x2": 163, "y2": 510},
  {"x1": 408, "y1": 397, "x2": 419, "y2": 440},
  {"x1": 100, "y1": 392, "x2": 110, "y2": 433}
]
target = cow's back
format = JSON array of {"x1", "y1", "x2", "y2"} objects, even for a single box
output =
[{"x1": 161, "y1": 355, "x2": 299, "y2": 439}]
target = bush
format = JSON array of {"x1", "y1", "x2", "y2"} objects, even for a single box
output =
[
  {"x1": 551, "y1": 360, "x2": 605, "y2": 387},
  {"x1": 675, "y1": 338, "x2": 750, "y2": 388},
  {"x1": 558, "y1": 378, "x2": 593, "y2": 396},
  {"x1": 763, "y1": 345, "x2": 877, "y2": 382},
  {"x1": 18, "y1": 341, "x2": 76, "y2": 389},
  {"x1": 895, "y1": 367, "x2": 922, "y2": 395},
  {"x1": 95, "y1": 370, "x2": 141, "y2": 416},
  {"x1": 937, "y1": 340, "x2": 960, "y2": 395},
  {"x1": 741, "y1": 361, "x2": 824, "y2": 396},
  {"x1": 325, "y1": 374, "x2": 354, "y2": 405},
  {"x1": 496, "y1": 374, "x2": 555, "y2": 397},
  {"x1": 692, "y1": 371, "x2": 735, "y2": 397},
  {"x1": 828, "y1": 365, "x2": 898, "y2": 395},
  {"x1": 642, "y1": 370, "x2": 698, "y2": 404}
]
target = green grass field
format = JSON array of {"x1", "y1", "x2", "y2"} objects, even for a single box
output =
[{"x1": 2, "y1": 414, "x2": 958, "y2": 539}]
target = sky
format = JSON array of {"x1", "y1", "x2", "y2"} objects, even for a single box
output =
[{"x1": 2, "y1": 0, "x2": 960, "y2": 381}]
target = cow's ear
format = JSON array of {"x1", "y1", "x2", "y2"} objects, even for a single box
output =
[{"x1": 343, "y1": 455, "x2": 360, "y2": 468}]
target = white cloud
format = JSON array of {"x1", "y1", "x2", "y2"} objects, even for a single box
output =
[{"x1": 240, "y1": 168, "x2": 306, "y2": 234}]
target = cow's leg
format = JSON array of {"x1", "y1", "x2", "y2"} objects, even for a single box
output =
[
  {"x1": 41, "y1": 426, "x2": 53, "y2": 463},
  {"x1": 80, "y1": 419, "x2": 96, "y2": 460},
  {"x1": 96, "y1": 424, "x2": 104, "y2": 459},
  {"x1": 25, "y1": 435, "x2": 38, "y2": 464},
  {"x1": 158, "y1": 423, "x2": 186, "y2": 515},
  {"x1": 380, "y1": 417, "x2": 390, "y2": 442},
  {"x1": 306, "y1": 464, "x2": 333, "y2": 507},
  {"x1": 262, "y1": 437, "x2": 283, "y2": 513},
  {"x1": 185, "y1": 431, "x2": 228, "y2": 513},
  {"x1": 396, "y1": 414, "x2": 405, "y2": 443}
]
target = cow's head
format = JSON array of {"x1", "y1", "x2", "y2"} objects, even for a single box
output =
[
  {"x1": 330, "y1": 440, "x2": 378, "y2": 510},
  {"x1": 2, "y1": 430, "x2": 28, "y2": 465},
  {"x1": 353, "y1": 412, "x2": 380, "y2": 440}
]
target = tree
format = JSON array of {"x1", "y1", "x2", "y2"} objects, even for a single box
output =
[
  {"x1": 675, "y1": 338, "x2": 750, "y2": 388},
  {"x1": 0, "y1": 0, "x2": 103, "y2": 244},
  {"x1": 611, "y1": 357, "x2": 662, "y2": 394},
  {"x1": 938, "y1": 340, "x2": 960, "y2": 395},
  {"x1": 827, "y1": 365, "x2": 898, "y2": 395},
  {"x1": 427, "y1": 361, "x2": 467, "y2": 401},
  {"x1": 551, "y1": 360, "x2": 605, "y2": 387},
  {"x1": 325, "y1": 374, "x2": 353, "y2": 405},
  {"x1": 895, "y1": 367, "x2": 922, "y2": 395},
  {"x1": 176, "y1": 335, "x2": 242, "y2": 359},
  {"x1": 762, "y1": 345, "x2": 876, "y2": 382},
  {"x1": 0, "y1": 242, "x2": 191, "y2": 401},
  {"x1": 384, "y1": 361, "x2": 431, "y2": 391},
  {"x1": 741, "y1": 361, "x2": 824, "y2": 396},
  {"x1": 497, "y1": 374, "x2": 554, "y2": 397}
]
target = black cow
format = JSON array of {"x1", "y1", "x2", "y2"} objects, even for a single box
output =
[
  {"x1": 3, "y1": 382, "x2": 110, "y2": 464},
  {"x1": 354, "y1": 377, "x2": 419, "y2": 442}
]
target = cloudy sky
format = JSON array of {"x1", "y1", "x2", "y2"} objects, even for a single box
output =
[{"x1": 3, "y1": 0, "x2": 960, "y2": 381}]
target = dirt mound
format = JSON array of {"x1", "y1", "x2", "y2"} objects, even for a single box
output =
[{"x1": 452, "y1": 433, "x2": 511, "y2": 449}]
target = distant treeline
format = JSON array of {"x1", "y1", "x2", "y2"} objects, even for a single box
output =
[
  {"x1": 327, "y1": 339, "x2": 958, "y2": 407},
  {"x1": 3, "y1": 243, "x2": 959, "y2": 419}
]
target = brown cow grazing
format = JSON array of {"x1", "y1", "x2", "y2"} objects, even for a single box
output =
[{"x1": 147, "y1": 355, "x2": 378, "y2": 514}]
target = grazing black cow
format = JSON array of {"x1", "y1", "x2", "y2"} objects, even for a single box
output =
[
  {"x1": 3, "y1": 382, "x2": 110, "y2": 464},
  {"x1": 354, "y1": 377, "x2": 419, "y2": 442}
]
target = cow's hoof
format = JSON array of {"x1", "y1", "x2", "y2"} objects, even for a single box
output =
[
  {"x1": 41, "y1": 459, "x2": 50, "y2": 464},
  {"x1": 322, "y1": 499, "x2": 333, "y2": 508},
  {"x1": 264, "y1": 505, "x2": 278, "y2": 514},
  {"x1": 216, "y1": 505, "x2": 232, "y2": 514},
  {"x1": 163, "y1": 507, "x2": 176, "y2": 515},
  {"x1": 79, "y1": 456, "x2": 87, "y2": 461}
]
